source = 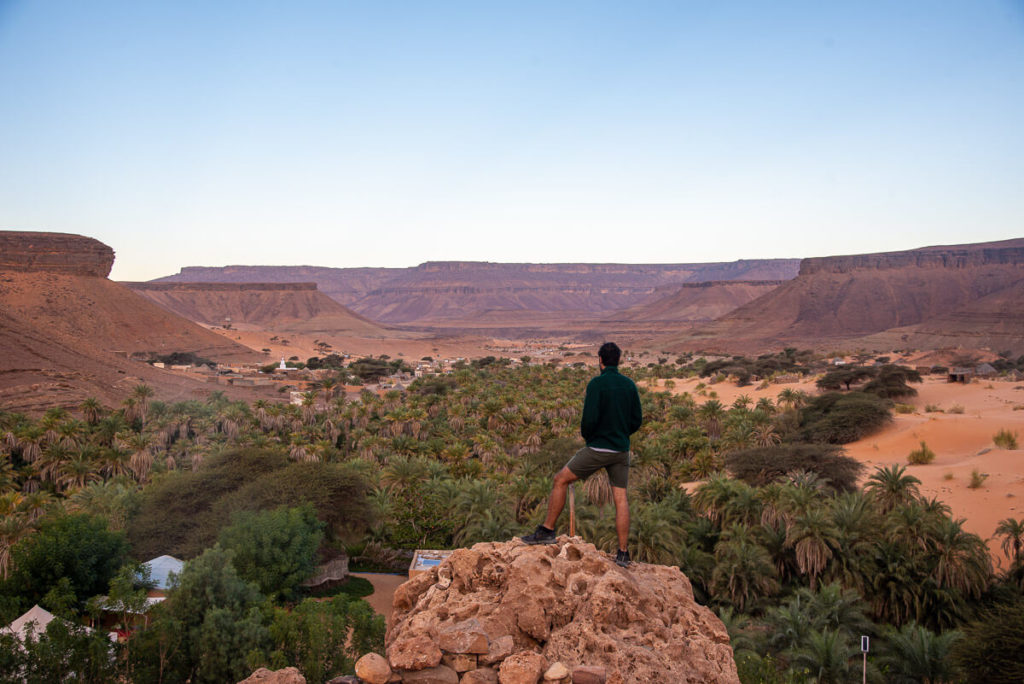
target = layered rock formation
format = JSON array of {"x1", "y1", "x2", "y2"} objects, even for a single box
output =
[
  {"x1": 375, "y1": 537, "x2": 738, "y2": 684},
  {"x1": 0, "y1": 231, "x2": 261, "y2": 412},
  {"x1": 0, "y1": 231, "x2": 115, "y2": 276},
  {"x1": 126, "y1": 282, "x2": 391, "y2": 336},
  {"x1": 609, "y1": 280, "x2": 784, "y2": 323},
  {"x1": 673, "y1": 238, "x2": 1024, "y2": 353},
  {"x1": 156, "y1": 259, "x2": 800, "y2": 328}
]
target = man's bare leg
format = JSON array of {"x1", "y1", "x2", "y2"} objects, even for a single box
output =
[
  {"x1": 542, "y1": 466, "x2": 579, "y2": 530},
  {"x1": 612, "y1": 486, "x2": 630, "y2": 552}
]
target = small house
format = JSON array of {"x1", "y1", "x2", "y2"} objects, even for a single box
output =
[{"x1": 948, "y1": 367, "x2": 974, "y2": 384}]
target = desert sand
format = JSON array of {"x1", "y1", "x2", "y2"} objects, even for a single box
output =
[{"x1": 650, "y1": 374, "x2": 1024, "y2": 568}]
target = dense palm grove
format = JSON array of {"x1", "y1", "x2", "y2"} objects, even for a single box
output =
[{"x1": 1, "y1": 358, "x2": 1023, "y2": 682}]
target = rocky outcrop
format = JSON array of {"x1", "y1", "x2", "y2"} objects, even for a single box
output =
[
  {"x1": 0, "y1": 231, "x2": 115, "y2": 277},
  {"x1": 378, "y1": 537, "x2": 738, "y2": 684},
  {"x1": 237, "y1": 667, "x2": 306, "y2": 683}
]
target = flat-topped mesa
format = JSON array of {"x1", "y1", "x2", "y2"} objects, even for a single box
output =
[
  {"x1": 800, "y1": 238, "x2": 1024, "y2": 275},
  {"x1": 0, "y1": 231, "x2": 115, "y2": 277},
  {"x1": 125, "y1": 282, "x2": 319, "y2": 292}
]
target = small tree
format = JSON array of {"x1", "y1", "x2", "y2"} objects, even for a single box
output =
[{"x1": 218, "y1": 504, "x2": 324, "y2": 601}]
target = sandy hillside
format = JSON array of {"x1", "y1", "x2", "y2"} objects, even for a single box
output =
[
  {"x1": 844, "y1": 376, "x2": 1024, "y2": 568},
  {"x1": 648, "y1": 374, "x2": 1024, "y2": 568}
]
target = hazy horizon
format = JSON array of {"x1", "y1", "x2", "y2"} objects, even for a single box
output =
[{"x1": 2, "y1": 1, "x2": 1022, "y2": 280}]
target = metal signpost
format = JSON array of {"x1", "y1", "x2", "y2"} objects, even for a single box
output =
[{"x1": 861, "y1": 635, "x2": 869, "y2": 684}]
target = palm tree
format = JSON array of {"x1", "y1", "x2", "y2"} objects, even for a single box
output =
[
  {"x1": 878, "y1": 622, "x2": 961, "y2": 684},
  {"x1": 865, "y1": 464, "x2": 921, "y2": 513},
  {"x1": 787, "y1": 629, "x2": 861, "y2": 684},
  {"x1": 787, "y1": 507, "x2": 839, "y2": 590},
  {"x1": 0, "y1": 492, "x2": 33, "y2": 579},
  {"x1": 131, "y1": 384, "x2": 155, "y2": 425},
  {"x1": 697, "y1": 399, "x2": 726, "y2": 440},
  {"x1": 59, "y1": 452, "x2": 101, "y2": 491},
  {"x1": 125, "y1": 432, "x2": 154, "y2": 482},
  {"x1": 693, "y1": 473, "x2": 742, "y2": 525},
  {"x1": 79, "y1": 397, "x2": 104, "y2": 425},
  {"x1": 994, "y1": 518, "x2": 1024, "y2": 568},
  {"x1": 930, "y1": 517, "x2": 991, "y2": 599},
  {"x1": 711, "y1": 525, "x2": 779, "y2": 612}
]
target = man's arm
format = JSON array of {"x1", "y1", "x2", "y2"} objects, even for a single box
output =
[
  {"x1": 628, "y1": 385, "x2": 643, "y2": 434},
  {"x1": 580, "y1": 380, "x2": 599, "y2": 441}
]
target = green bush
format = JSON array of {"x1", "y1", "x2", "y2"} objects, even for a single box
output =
[
  {"x1": 908, "y1": 440, "x2": 936, "y2": 465},
  {"x1": 127, "y1": 448, "x2": 370, "y2": 560},
  {"x1": 799, "y1": 392, "x2": 893, "y2": 444},
  {"x1": 994, "y1": 429, "x2": 1019, "y2": 450},
  {"x1": 724, "y1": 444, "x2": 863, "y2": 492},
  {"x1": 968, "y1": 469, "x2": 988, "y2": 489}
]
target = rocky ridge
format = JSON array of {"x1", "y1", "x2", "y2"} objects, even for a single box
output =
[
  {"x1": 157, "y1": 259, "x2": 800, "y2": 326},
  {"x1": 672, "y1": 238, "x2": 1024, "y2": 353},
  {"x1": 365, "y1": 537, "x2": 738, "y2": 684}
]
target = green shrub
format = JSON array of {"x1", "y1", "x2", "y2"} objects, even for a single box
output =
[
  {"x1": 994, "y1": 429, "x2": 1019, "y2": 450},
  {"x1": 893, "y1": 403, "x2": 916, "y2": 414},
  {"x1": 924, "y1": 404, "x2": 943, "y2": 413},
  {"x1": 799, "y1": 392, "x2": 893, "y2": 444},
  {"x1": 968, "y1": 469, "x2": 988, "y2": 489},
  {"x1": 724, "y1": 443, "x2": 863, "y2": 492},
  {"x1": 908, "y1": 440, "x2": 936, "y2": 465}
]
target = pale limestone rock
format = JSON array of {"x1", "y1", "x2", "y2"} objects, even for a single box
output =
[{"x1": 543, "y1": 662, "x2": 569, "y2": 681}]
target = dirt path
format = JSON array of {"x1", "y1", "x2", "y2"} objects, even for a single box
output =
[{"x1": 351, "y1": 572, "x2": 407, "y2": 620}]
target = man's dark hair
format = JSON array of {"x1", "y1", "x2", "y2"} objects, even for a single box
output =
[{"x1": 598, "y1": 342, "x2": 621, "y2": 367}]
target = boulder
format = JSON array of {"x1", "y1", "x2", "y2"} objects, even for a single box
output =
[
  {"x1": 399, "y1": 665, "x2": 459, "y2": 684},
  {"x1": 461, "y1": 667, "x2": 499, "y2": 684},
  {"x1": 355, "y1": 652, "x2": 392, "y2": 684},
  {"x1": 388, "y1": 633, "x2": 443, "y2": 671},
  {"x1": 237, "y1": 667, "x2": 306, "y2": 684},
  {"x1": 570, "y1": 666, "x2": 606, "y2": 684},
  {"x1": 386, "y1": 538, "x2": 739, "y2": 684},
  {"x1": 498, "y1": 652, "x2": 547, "y2": 684}
]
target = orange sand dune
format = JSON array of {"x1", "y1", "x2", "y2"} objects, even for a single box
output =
[
  {"x1": 652, "y1": 374, "x2": 1024, "y2": 568},
  {"x1": 845, "y1": 377, "x2": 1024, "y2": 568}
]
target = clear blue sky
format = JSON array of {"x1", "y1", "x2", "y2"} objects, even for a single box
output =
[{"x1": 1, "y1": 1, "x2": 1022, "y2": 280}]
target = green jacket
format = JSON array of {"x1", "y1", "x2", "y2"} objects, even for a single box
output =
[{"x1": 580, "y1": 366, "x2": 643, "y2": 452}]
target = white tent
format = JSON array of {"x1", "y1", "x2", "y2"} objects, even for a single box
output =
[
  {"x1": 0, "y1": 604, "x2": 56, "y2": 640},
  {"x1": 143, "y1": 554, "x2": 185, "y2": 591}
]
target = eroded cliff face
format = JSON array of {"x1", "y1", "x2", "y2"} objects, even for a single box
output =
[
  {"x1": 672, "y1": 238, "x2": 1024, "y2": 353},
  {"x1": 157, "y1": 259, "x2": 800, "y2": 325},
  {"x1": 0, "y1": 231, "x2": 115, "y2": 277},
  {"x1": 126, "y1": 281, "x2": 389, "y2": 335},
  {"x1": 800, "y1": 238, "x2": 1024, "y2": 275}
]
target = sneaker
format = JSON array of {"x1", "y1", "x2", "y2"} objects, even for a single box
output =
[
  {"x1": 521, "y1": 525, "x2": 557, "y2": 545},
  {"x1": 615, "y1": 549, "x2": 632, "y2": 568}
]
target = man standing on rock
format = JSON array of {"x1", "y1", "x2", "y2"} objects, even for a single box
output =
[{"x1": 521, "y1": 341, "x2": 643, "y2": 567}]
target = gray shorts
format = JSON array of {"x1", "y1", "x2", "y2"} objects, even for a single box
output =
[{"x1": 566, "y1": 446, "x2": 630, "y2": 489}]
